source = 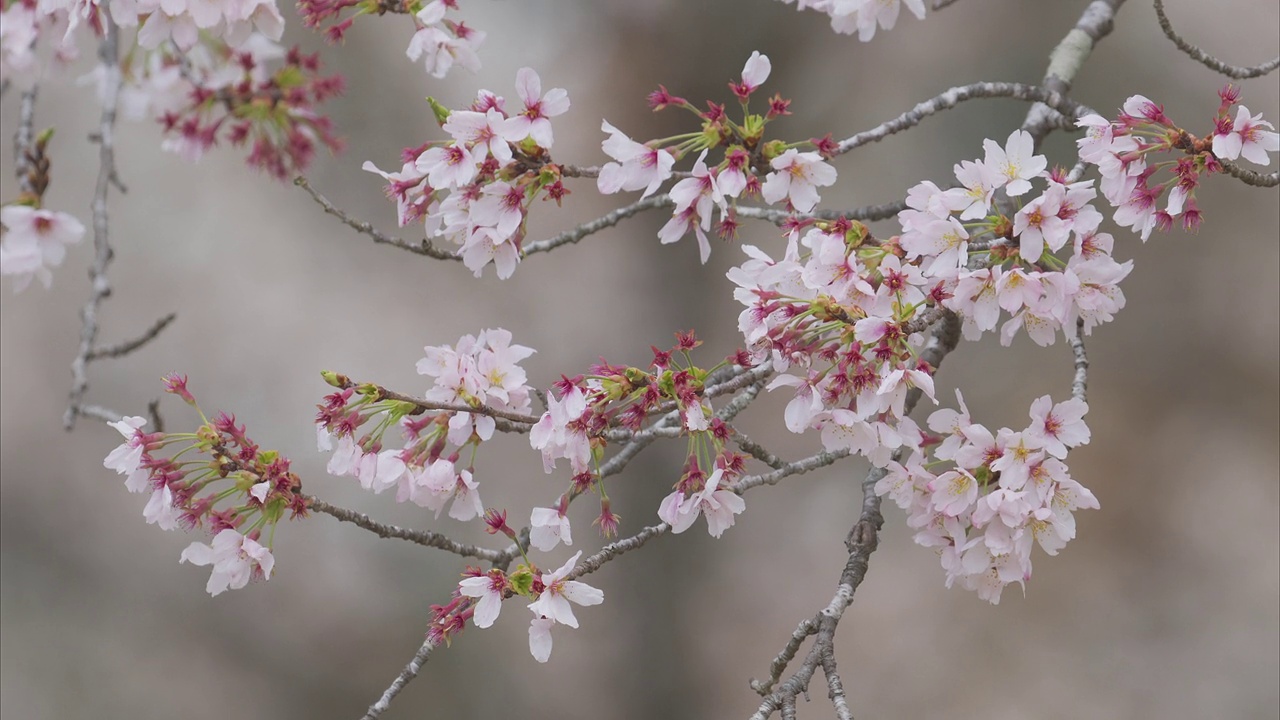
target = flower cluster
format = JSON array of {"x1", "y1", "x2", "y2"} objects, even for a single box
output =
[
  {"x1": 436, "y1": 551, "x2": 603, "y2": 662},
  {"x1": 298, "y1": 0, "x2": 484, "y2": 79},
  {"x1": 774, "y1": 0, "x2": 927, "y2": 41},
  {"x1": 0, "y1": 0, "x2": 78, "y2": 86},
  {"x1": 728, "y1": 129, "x2": 1129, "y2": 597},
  {"x1": 878, "y1": 393, "x2": 1098, "y2": 604},
  {"x1": 0, "y1": 204, "x2": 85, "y2": 292},
  {"x1": 102, "y1": 374, "x2": 305, "y2": 595},
  {"x1": 529, "y1": 331, "x2": 753, "y2": 543},
  {"x1": 103, "y1": 39, "x2": 345, "y2": 178},
  {"x1": 119, "y1": 0, "x2": 284, "y2": 50},
  {"x1": 598, "y1": 52, "x2": 837, "y2": 263},
  {"x1": 1076, "y1": 89, "x2": 1278, "y2": 239},
  {"x1": 316, "y1": 328, "x2": 535, "y2": 520},
  {"x1": 365, "y1": 67, "x2": 569, "y2": 277}
]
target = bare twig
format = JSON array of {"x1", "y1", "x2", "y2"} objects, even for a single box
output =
[
  {"x1": 294, "y1": 175, "x2": 459, "y2": 260},
  {"x1": 1153, "y1": 0, "x2": 1280, "y2": 79},
  {"x1": 733, "y1": 430, "x2": 786, "y2": 470},
  {"x1": 307, "y1": 496, "x2": 507, "y2": 563},
  {"x1": 835, "y1": 82, "x2": 1093, "y2": 156},
  {"x1": 522, "y1": 194, "x2": 674, "y2": 256},
  {"x1": 65, "y1": 13, "x2": 124, "y2": 430},
  {"x1": 87, "y1": 312, "x2": 177, "y2": 360},
  {"x1": 1024, "y1": 0, "x2": 1125, "y2": 141},
  {"x1": 360, "y1": 636, "x2": 436, "y2": 720},
  {"x1": 1218, "y1": 160, "x2": 1280, "y2": 188}
]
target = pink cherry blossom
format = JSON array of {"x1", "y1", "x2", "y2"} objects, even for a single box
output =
[
  {"x1": 982, "y1": 129, "x2": 1046, "y2": 197},
  {"x1": 657, "y1": 469, "x2": 746, "y2": 538},
  {"x1": 501, "y1": 67, "x2": 569, "y2": 148},
  {"x1": 760, "y1": 149, "x2": 837, "y2": 213},
  {"x1": 1212, "y1": 105, "x2": 1279, "y2": 166},
  {"x1": 458, "y1": 570, "x2": 507, "y2": 629},
  {"x1": 104, "y1": 415, "x2": 150, "y2": 493},
  {"x1": 1026, "y1": 395, "x2": 1090, "y2": 459},
  {"x1": 596, "y1": 120, "x2": 675, "y2": 198},
  {"x1": 0, "y1": 205, "x2": 86, "y2": 292},
  {"x1": 530, "y1": 506, "x2": 573, "y2": 552},
  {"x1": 527, "y1": 551, "x2": 603, "y2": 631},
  {"x1": 179, "y1": 528, "x2": 275, "y2": 596}
]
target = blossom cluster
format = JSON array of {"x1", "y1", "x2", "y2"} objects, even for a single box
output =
[
  {"x1": 727, "y1": 128, "x2": 1126, "y2": 599},
  {"x1": 881, "y1": 393, "x2": 1098, "y2": 603},
  {"x1": 365, "y1": 67, "x2": 569, "y2": 277},
  {"x1": 0, "y1": 0, "x2": 78, "y2": 86},
  {"x1": 316, "y1": 328, "x2": 535, "y2": 520},
  {"x1": 101, "y1": 38, "x2": 345, "y2": 178},
  {"x1": 299, "y1": 0, "x2": 484, "y2": 79},
  {"x1": 1076, "y1": 89, "x2": 1278, "y2": 239},
  {"x1": 597, "y1": 52, "x2": 838, "y2": 263},
  {"x1": 529, "y1": 331, "x2": 753, "y2": 543},
  {"x1": 774, "y1": 0, "x2": 927, "y2": 41},
  {"x1": 431, "y1": 550, "x2": 602, "y2": 663},
  {"x1": 102, "y1": 374, "x2": 305, "y2": 595}
]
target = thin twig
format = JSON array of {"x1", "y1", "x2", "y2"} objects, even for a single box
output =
[
  {"x1": 307, "y1": 496, "x2": 507, "y2": 563},
  {"x1": 835, "y1": 82, "x2": 1093, "y2": 156},
  {"x1": 522, "y1": 194, "x2": 673, "y2": 256},
  {"x1": 360, "y1": 636, "x2": 436, "y2": 720},
  {"x1": 87, "y1": 312, "x2": 177, "y2": 360},
  {"x1": 1153, "y1": 0, "x2": 1280, "y2": 79},
  {"x1": 294, "y1": 175, "x2": 459, "y2": 260},
  {"x1": 64, "y1": 12, "x2": 123, "y2": 431}
]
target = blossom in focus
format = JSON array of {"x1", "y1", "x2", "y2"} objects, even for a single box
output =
[
  {"x1": 597, "y1": 120, "x2": 675, "y2": 198},
  {"x1": 1212, "y1": 105, "x2": 1279, "y2": 166},
  {"x1": 760, "y1": 149, "x2": 837, "y2": 213},
  {"x1": 501, "y1": 67, "x2": 569, "y2": 148},
  {"x1": 458, "y1": 569, "x2": 507, "y2": 629},
  {"x1": 982, "y1": 129, "x2": 1046, "y2": 197},
  {"x1": 180, "y1": 528, "x2": 275, "y2": 596}
]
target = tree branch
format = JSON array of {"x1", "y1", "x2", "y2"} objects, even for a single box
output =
[
  {"x1": 835, "y1": 82, "x2": 1094, "y2": 156},
  {"x1": 294, "y1": 175, "x2": 460, "y2": 260},
  {"x1": 64, "y1": 12, "x2": 125, "y2": 430},
  {"x1": 1218, "y1": 160, "x2": 1280, "y2": 188},
  {"x1": 307, "y1": 496, "x2": 508, "y2": 563},
  {"x1": 1069, "y1": 317, "x2": 1089, "y2": 403},
  {"x1": 1153, "y1": 0, "x2": 1280, "y2": 79},
  {"x1": 360, "y1": 635, "x2": 436, "y2": 720},
  {"x1": 86, "y1": 312, "x2": 177, "y2": 361}
]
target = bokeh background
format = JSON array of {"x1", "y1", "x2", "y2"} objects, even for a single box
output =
[{"x1": 2, "y1": 1, "x2": 1277, "y2": 718}]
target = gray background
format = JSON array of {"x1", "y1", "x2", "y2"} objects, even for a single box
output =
[{"x1": 2, "y1": 1, "x2": 1277, "y2": 718}]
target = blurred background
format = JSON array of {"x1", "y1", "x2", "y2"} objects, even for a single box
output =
[{"x1": 2, "y1": 1, "x2": 1277, "y2": 718}]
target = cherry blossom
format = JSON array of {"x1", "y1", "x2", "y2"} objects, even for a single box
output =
[
  {"x1": 1212, "y1": 105, "x2": 1279, "y2": 166},
  {"x1": 0, "y1": 205, "x2": 86, "y2": 292},
  {"x1": 180, "y1": 528, "x2": 275, "y2": 596},
  {"x1": 530, "y1": 506, "x2": 573, "y2": 552},
  {"x1": 596, "y1": 120, "x2": 675, "y2": 198},
  {"x1": 458, "y1": 570, "x2": 507, "y2": 629},
  {"x1": 982, "y1": 129, "x2": 1046, "y2": 197},
  {"x1": 103, "y1": 416, "x2": 150, "y2": 493},
  {"x1": 501, "y1": 67, "x2": 569, "y2": 148},
  {"x1": 760, "y1": 148, "x2": 837, "y2": 213}
]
